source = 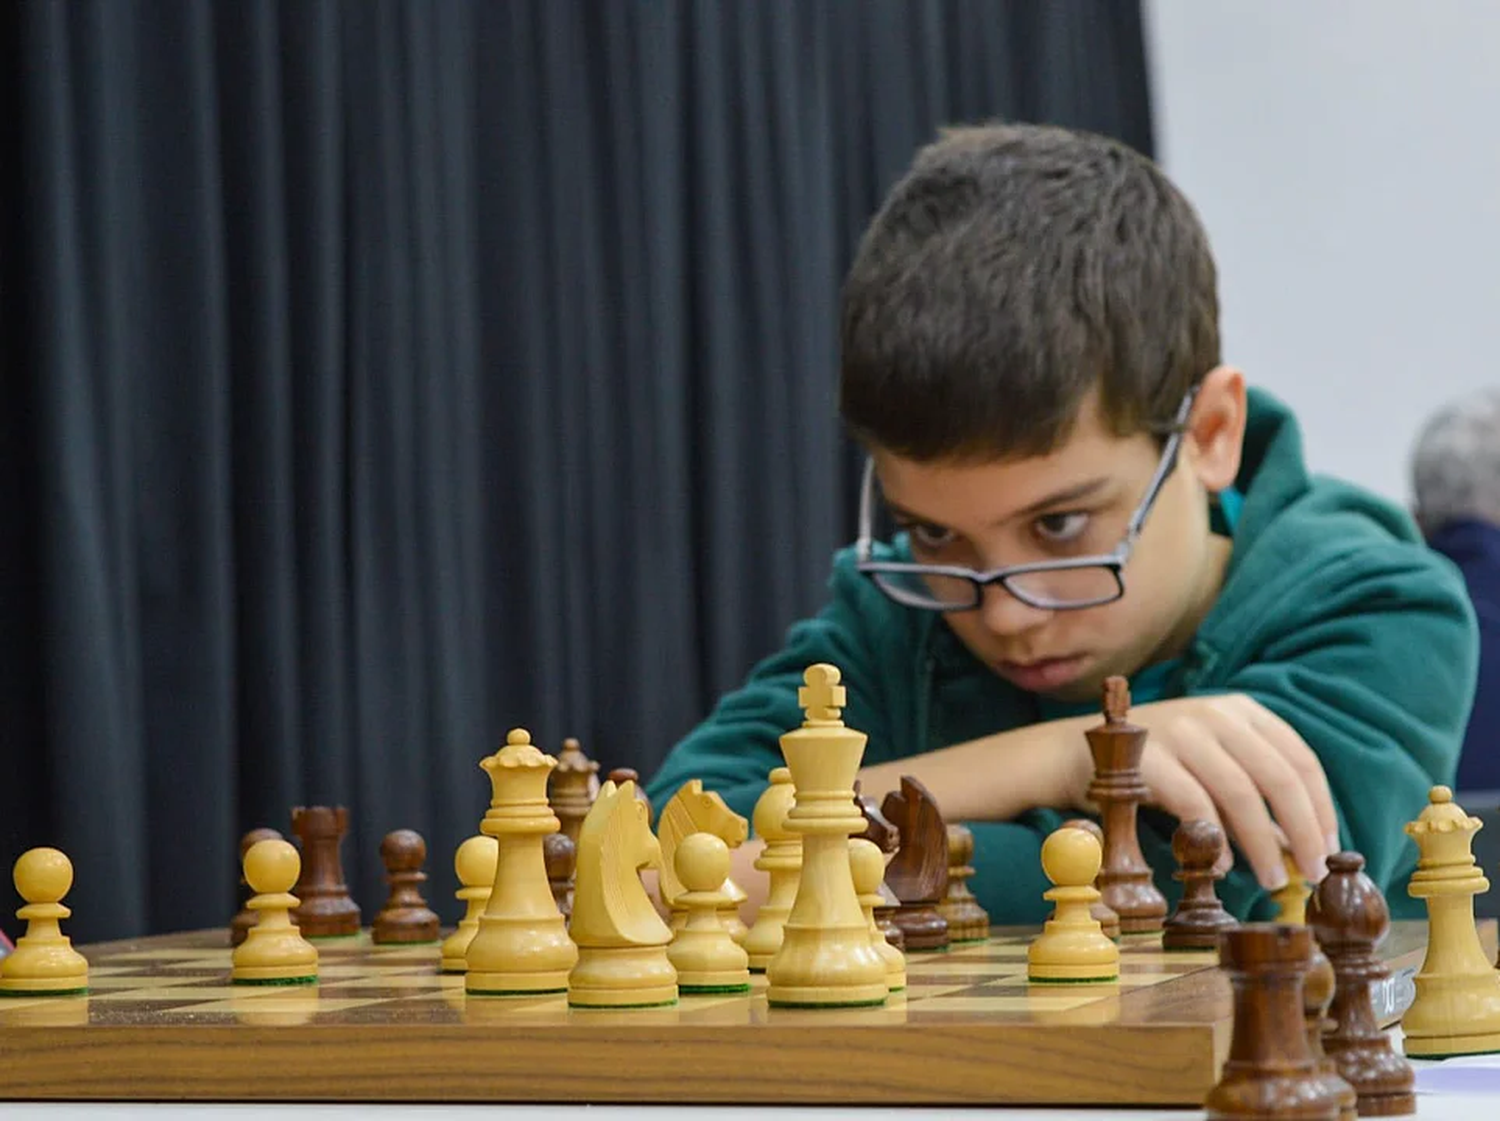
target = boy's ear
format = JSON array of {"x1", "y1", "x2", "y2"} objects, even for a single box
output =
[{"x1": 1185, "y1": 365, "x2": 1247, "y2": 492}]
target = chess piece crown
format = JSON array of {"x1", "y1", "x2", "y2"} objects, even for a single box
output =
[
  {"x1": 481, "y1": 729, "x2": 560, "y2": 818},
  {"x1": 1405, "y1": 785, "x2": 1486, "y2": 889}
]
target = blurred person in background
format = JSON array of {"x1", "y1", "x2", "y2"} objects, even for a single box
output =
[{"x1": 1414, "y1": 388, "x2": 1500, "y2": 791}]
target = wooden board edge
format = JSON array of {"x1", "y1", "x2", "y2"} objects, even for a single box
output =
[{"x1": 0, "y1": 1020, "x2": 1224, "y2": 1105}]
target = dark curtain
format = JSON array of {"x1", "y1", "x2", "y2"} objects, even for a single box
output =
[{"x1": 0, "y1": 0, "x2": 1155, "y2": 942}]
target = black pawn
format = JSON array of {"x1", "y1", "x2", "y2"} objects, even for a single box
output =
[
  {"x1": 372, "y1": 829, "x2": 441, "y2": 944},
  {"x1": 1163, "y1": 819, "x2": 1238, "y2": 951},
  {"x1": 1308, "y1": 852, "x2": 1415, "y2": 1116},
  {"x1": 231, "y1": 827, "x2": 284, "y2": 946},
  {"x1": 544, "y1": 831, "x2": 576, "y2": 920}
]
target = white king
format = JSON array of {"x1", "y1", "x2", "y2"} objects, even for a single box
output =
[{"x1": 764, "y1": 664, "x2": 889, "y2": 1008}]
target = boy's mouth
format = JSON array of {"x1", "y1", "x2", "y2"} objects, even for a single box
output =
[{"x1": 990, "y1": 655, "x2": 1089, "y2": 693}]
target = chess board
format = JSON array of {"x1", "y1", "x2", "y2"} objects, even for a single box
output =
[{"x1": 1, "y1": 921, "x2": 1486, "y2": 1107}]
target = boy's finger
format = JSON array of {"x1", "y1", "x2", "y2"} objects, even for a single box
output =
[
  {"x1": 1139, "y1": 743, "x2": 1223, "y2": 833},
  {"x1": 1244, "y1": 700, "x2": 1341, "y2": 853},
  {"x1": 1171, "y1": 727, "x2": 1289, "y2": 891},
  {"x1": 1144, "y1": 746, "x2": 1233, "y2": 877},
  {"x1": 1212, "y1": 717, "x2": 1329, "y2": 885}
]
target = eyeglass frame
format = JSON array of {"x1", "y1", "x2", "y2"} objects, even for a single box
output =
[{"x1": 853, "y1": 387, "x2": 1200, "y2": 612}]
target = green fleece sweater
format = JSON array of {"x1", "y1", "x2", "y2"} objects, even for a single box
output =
[{"x1": 645, "y1": 389, "x2": 1479, "y2": 923}]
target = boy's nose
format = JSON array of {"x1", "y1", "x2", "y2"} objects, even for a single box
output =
[{"x1": 977, "y1": 582, "x2": 1053, "y2": 637}]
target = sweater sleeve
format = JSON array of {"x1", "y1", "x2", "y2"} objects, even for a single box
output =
[
  {"x1": 963, "y1": 816, "x2": 1057, "y2": 924},
  {"x1": 644, "y1": 553, "x2": 898, "y2": 824},
  {"x1": 1214, "y1": 546, "x2": 1478, "y2": 919}
]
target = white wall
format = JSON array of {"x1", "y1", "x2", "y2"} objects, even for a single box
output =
[{"x1": 1144, "y1": 0, "x2": 1500, "y2": 505}]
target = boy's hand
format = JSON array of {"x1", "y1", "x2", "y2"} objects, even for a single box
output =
[{"x1": 1065, "y1": 693, "x2": 1339, "y2": 891}]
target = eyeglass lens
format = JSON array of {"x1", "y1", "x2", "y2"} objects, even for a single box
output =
[{"x1": 873, "y1": 564, "x2": 1121, "y2": 610}]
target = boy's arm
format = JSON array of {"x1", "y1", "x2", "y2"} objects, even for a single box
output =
[
  {"x1": 644, "y1": 560, "x2": 895, "y2": 823},
  {"x1": 858, "y1": 714, "x2": 1096, "y2": 822},
  {"x1": 857, "y1": 545, "x2": 1477, "y2": 912},
  {"x1": 1219, "y1": 547, "x2": 1477, "y2": 912}
]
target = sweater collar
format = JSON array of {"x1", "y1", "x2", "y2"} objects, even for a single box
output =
[{"x1": 1426, "y1": 518, "x2": 1500, "y2": 570}]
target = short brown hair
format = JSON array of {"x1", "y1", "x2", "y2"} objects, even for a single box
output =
[{"x1": 839, "y1": 122, "x2": 1219, "y2": 461}]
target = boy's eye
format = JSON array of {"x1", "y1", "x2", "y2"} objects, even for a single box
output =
[
  {"x1": 905, "y1": 522, "x2": 957, "y2": 551},
  {"x1": 1034, "y1": 511, "x2": 1091, "y2": 544}
]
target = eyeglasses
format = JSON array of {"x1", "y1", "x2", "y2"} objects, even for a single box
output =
[{"x1": 854, "y1": 389, "x2": 1198, "y2": 612}]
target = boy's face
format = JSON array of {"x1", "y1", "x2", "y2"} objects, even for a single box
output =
[{"x1": 870, "y1": 368, "x2": 1246, "y2": 703}]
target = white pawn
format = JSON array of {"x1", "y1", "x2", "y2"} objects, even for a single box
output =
[
  {"x1": 232, "y1": 839, "x2": 318, "y2": 985},
  {"x1": 850, "y1": 838, "x2": 906, "y2": 993},
  {"x1": 0, "y1": 847, "x2": 89, "y2": 996},
  {"x1": 441, "y1": 834, "x2": 499, "y2": 973},
  {"x1": 1028, "y1": 827, "x2": 1119, "y2": 984},
  {"x1": 667, "y1": 832, "x2": 750, "y2": 994}
]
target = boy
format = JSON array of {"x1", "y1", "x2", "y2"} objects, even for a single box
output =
[{"x1": 645, "y1": 123, "x2": 1477, "y2": 923}]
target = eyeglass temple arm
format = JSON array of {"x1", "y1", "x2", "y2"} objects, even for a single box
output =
[
  {"x1": 1124, "y1": 388, "x2": 1200, "y2": 543},
  {"x1": 856, "y1": 457, "x2": 876, "y2": 558}
]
